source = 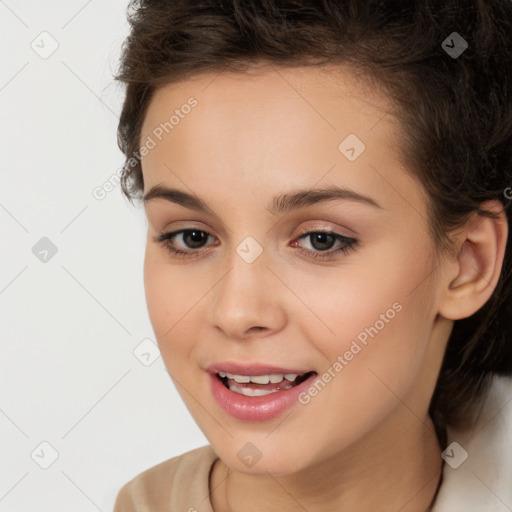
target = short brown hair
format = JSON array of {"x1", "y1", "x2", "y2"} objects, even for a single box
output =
[{"x1": 114, "y1": 0, "x2": 512, "y2": 445}]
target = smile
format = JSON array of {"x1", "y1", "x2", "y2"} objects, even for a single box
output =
[
  {"x1": 208, "y1": 367, "x2": 318, "y2": 421},
  {"x1": 218, "y1": 371, "x2": 315, "y2": 397}
]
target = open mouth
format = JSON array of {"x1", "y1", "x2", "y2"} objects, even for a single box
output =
[{"x1": 216, "y1": 371, "x2": 316, "y2": 397}]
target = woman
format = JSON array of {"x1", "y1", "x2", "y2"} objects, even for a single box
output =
[{"x1": 113, "y1": 1, "x2": 512, "y2": 510}]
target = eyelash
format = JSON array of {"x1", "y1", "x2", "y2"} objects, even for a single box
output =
[{"x1": 153, "y1": 227, "x2": 358, "y2": 261}]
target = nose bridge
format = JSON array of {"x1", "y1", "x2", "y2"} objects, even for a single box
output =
[{"x1": 211, "y1": 237, "x2": 285, "y2": 337}]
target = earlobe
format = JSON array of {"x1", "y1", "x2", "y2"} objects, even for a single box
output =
[{"x1": 439, "y1": 200, "x2": 508, "y2": 320}]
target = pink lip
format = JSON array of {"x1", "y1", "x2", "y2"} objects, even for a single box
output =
[
  {"x1": 206, "y1": 361, "x2": 313, "y2": 376},
  {"x1": 207, "y1": 370, "x2": 318, "y2": 422}
]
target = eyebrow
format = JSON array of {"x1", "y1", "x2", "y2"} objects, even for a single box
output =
[{"x1": 143, "y1": 183, "x2": 382, "y2": 215}]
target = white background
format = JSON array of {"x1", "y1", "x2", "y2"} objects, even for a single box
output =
[{"x1": 0, "y1": 1, "x2": 208, "y2": 510}]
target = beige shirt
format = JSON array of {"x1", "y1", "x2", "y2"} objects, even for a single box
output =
[{"x1": 113, "y1": 445, "x2": 219, "y2": 512}]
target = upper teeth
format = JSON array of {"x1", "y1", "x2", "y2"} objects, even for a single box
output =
[{"x1": 218, "y1": 372, "x2": 300, "y2": 384}]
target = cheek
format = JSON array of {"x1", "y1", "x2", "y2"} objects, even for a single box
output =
[
  {"x1": 311, "y1": 295, "x2": 428, "y2": 407},
  {"x1": 290, "y1": 296, "x2": 434, "y2": 466},
  {"x1": 143, "y1": 246, "x2": 216, "y2": 377},
  {"x1": 143, "y1": 248, "x2": 193, "y2": 350},
  {"x1": 143, "y1": 250, "x2": 173, "y2": 338},
  {"x1": 297, "y1": 249, "x2": 435, "y2": 399}
]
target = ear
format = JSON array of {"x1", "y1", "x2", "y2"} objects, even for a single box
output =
[{"x1": 438, "y1": 200, "x2": 508, "y2": 320}]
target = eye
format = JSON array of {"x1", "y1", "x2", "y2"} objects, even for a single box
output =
[
  {"x1": 292, "y1": 229, "x2": 358, "y2": 261},
  {"x1": 153, "y1": 227, "x2": 358, "y2": 261},
  {"x1": 154, "y1": 229, "x2": 217, "y2": 258}
]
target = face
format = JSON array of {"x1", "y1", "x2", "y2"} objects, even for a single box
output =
[{"x1": 140, "y1": 64, "x2": 449, "y2": 476}]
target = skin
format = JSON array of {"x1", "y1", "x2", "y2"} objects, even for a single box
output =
[{"x1": 139, "y1": 63, "x2": 508, "y2": 512}]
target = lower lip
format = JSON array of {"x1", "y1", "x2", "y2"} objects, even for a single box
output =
[{"x1": 208, "y1": 372, "x2": 317, "y2": 422}]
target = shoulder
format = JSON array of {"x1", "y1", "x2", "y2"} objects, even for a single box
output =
[{"x1": 113, "y1": 444, "x2": 219, "y2": 511}]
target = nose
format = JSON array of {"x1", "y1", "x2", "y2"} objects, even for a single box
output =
[{"x1": 210, "y1": 250, "x2": 287, "y2": 340}]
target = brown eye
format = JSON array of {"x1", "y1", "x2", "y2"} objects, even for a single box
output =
[
  {"x1": 154, "y1": 229, "x2": 216, "y2": 258},
  {"x1": 154, "y1": 227, "x2": 358, "y2": 261},
  {"x1": 180, "y1": 230, "x2": 209, "y2": 249},
  {"x1": 306, "y1": 232, "x2": 337, "y2": 251},
  {"x1": 292, "y1": 230, "x2": 359, "y2": 261}
]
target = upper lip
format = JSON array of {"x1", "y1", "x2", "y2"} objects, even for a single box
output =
[{"x1": 206, "y1": 362, "x2": 315, "y2": 376}]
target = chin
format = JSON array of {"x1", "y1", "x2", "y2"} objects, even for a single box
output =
[{"x1": 210, "y1": 436, "x2": 319, "y2": 477}]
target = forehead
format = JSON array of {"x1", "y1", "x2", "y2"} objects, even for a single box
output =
[
  {"x1": 142, "y1": 63, "x2": 394, "y2": 141},
  {"x1": 139, "y1": 64, "x2": 426, "y2": 221},
  {"x1": 141, "y1": 65, "x2": 395, "y2": 168}
]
